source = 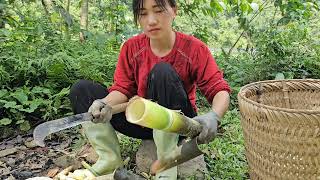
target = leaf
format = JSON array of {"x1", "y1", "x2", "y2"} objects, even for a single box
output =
[
  {"x1": 16, "y1": 119, "x2": 24, "y2": 124},
  {"x1": 32, "y1": 86, "x2": 51, "y2": 95},
  {"x1": 11, "y1": 90, "x2": 28, "y2": 104},
  {"x1": 20, "y1": 99, "x2": 43, "y2": 113},
  {"x1": 250, "y1": 2, "x2": 259, "y2": 11},
  {"x1": 10, "y1": 108, "x2": 17, "y2": 113},
  {"x1": 274, "y1": 0, "x2": 282, "y2": 7},
  {"x1": 240, "y1": 1, "x2": 250, "y2": 12},
  {"x1": 19, "y1": 121, "x2": 31, "y2": 131},
  {"x1": 0, "y1": 89, "x2": 8, "y2": 98},
  {"x1": 50, "y1": 12, "x2": 61, "y2": 23},
  {"x1": 275, "y1": 73, "x2": 285, "y2": 80},
  {"x1": 0, "y1": 118, "x2": 12, "y2": 125},
  {"x1": 51, "y1": 87, "x2": 70, "y2": 98},
  {"x1": 0, "y1": 148, "x2": 17, "y2": 157},
  {"x1": 219, "y1": 1, "x2": 227, "y2": 10},
  {"x1": 210, "y1": 0, "x2": 224, "y2": 12},
  {"x1": 4, "y1": 101, "x2": 17, "y2": 108}
]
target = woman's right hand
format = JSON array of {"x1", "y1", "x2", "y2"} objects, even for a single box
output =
[{"x1": 88, "y1": 99, "x2": 113, "y2": 123}]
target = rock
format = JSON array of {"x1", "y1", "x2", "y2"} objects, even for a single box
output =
[
  {"x1": 6, "y1": 158, "x2": 16, "y2": 167},
  {"x1": 178, "y1": 154, "x2": 207, "y2": 179},
  {"x1": 53, "y1": 155, "x2": 81, "y2": 169},
  {"x1": 115, "y1": 168, "x2": 145, "y2": 180},
  {"x1": 135, "y1": 140, "x2": 157, "y2": 174},
  {"x1": 13, "y1": 170, "x2": 33, "y2": 179},
  {"x1": 135, "y1": 140, "x2": 207, "y2": 179},
  {"x1": 16, "y1": 135, "x2": 23, "y2": 144}
]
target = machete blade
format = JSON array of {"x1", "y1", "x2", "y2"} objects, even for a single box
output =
[{"x1": 33, "y1": 112, "x2": 93, "y2": 147}]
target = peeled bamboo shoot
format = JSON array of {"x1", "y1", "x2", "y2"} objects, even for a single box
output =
[{"x1": 126, "y1": 96, "x2": 202, "y2": 138}]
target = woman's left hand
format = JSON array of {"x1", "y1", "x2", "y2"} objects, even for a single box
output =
[{"x1": 193, "y1": 111, "x2": 220, "y2": 144}]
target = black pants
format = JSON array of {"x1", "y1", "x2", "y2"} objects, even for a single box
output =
[{"x1": 69, "y1": 62, "x2": 196, "y2": 139}]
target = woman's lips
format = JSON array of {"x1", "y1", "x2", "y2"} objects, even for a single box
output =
[{"x1": 149, "y1": 28, "x2": 160, "y2": 32}]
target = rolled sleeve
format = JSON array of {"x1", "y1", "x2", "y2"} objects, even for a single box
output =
[
  {"x1": 108, "y1": 42, "x2": 137, "y2": 98},
  {"x1": 194, "y1": 45, "x2": 231, "y2": 103}
]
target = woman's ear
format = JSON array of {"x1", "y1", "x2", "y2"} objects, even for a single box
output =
[{"x1": 173, "y1": 6, "x2": 178, "y2": 16}]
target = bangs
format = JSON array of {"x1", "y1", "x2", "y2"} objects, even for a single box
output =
[{"x1": 133, "y1": 0, "x2": 176, "y2": 25}]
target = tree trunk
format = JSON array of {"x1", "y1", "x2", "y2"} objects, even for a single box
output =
[
  {"x1": 66, "y1": 0, "x2": 70, "y2": 12},
  {"x1": 80, "y1": 0, "x2": 88, "y2": 42},
  {"x1": 0, "y1": 9, "x2": 4, "y2": 28},
  {"x1": 65, "y1": 0, "x2": 71, "y2": 39},
  {"x1": 41, "y1": 0, "x2": 54, "y2": 15}
]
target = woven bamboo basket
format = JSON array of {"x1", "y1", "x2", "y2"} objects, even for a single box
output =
[{"x1": 238, "y1": 79, "x2": 320, "y2": 179}]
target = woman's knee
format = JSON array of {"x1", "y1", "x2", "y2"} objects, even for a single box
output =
[
  {"x1": 69, "y1": 79, "x2": 93, "y2": 97},
  {"x1": 149, "y1": 62, "x2": 176, "y2": 80}
]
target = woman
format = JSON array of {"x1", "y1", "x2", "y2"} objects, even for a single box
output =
[{"x1": 69, "y1": 0, "x2": 230, "y2": 179}]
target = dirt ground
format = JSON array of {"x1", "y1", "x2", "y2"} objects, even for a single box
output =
[{"x1": 0, "y1": 129, "x2": 84, "y2": 180}]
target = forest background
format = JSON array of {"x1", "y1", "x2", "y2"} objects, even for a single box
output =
[{"x1": 0, "y1": 0, "x2": 319, "y2": 179}]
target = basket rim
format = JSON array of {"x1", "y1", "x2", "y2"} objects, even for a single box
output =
[{"x1": 237, "y1": 79, "x2": 320, "y2": 114}]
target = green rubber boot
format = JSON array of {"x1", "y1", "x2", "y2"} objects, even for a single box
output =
[
  {"x1": 82, "y1": 121, "x2": 123, "y2": 176},
  {"x1": 153, "y1": 130, "x2": 179, "y2": 180}
]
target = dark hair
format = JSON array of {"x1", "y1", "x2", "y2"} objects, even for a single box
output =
[{"x1": 132, "y1": 0, "x2": 176, "y2": 25}]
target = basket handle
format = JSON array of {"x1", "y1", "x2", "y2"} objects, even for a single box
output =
[
  {"x1": 281, "y1": 81, "x2": 291, "y2": 108},
  {"x1": 256, "y1": 83, "x2": 266, "y2": 121}
]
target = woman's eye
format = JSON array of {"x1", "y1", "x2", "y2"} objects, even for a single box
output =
[
  {"x1": 156, "y1": 10, "x2": 164, "y2": 13},
  {"x1": 140, "y1": 13, "x2": 147, "y2": 16}
]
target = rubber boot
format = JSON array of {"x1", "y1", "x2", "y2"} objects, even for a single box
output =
[
  {"x1": 82, "y1": 121, "x2": 123, "y2": 176},
  {"x1": 153, "y1": 130, "x2": 179, "y2": 180}
]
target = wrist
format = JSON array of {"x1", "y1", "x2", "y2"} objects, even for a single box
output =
[
  {"x1": 209, "y1": 111, "x2": 220, "y2": 120},
  {"x1": 211, "y1": 107, "x2": 225, "y2": 119},
  {"x1": 97, "y1": 98, "x2": 107, "y2": 105}
]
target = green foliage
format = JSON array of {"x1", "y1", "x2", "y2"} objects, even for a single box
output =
[
  {"x1": 0, "y1": 13, "x2": 119, "y2": 132},
  {"x1": 0, "y1": 86, "x2": 70, "y2": 131},
  {"x1": 275, "y1": 0, "x2": 320, "y2": 25},
  {"x1": 216, "y1": 19, "x2": 320, "y2": 109},
  {"x1": 202, "y1": 109, "x2": 248, "y2": 179},
  {"x1": 251, "y1": 22, "x2": 320, "y2": 79}
]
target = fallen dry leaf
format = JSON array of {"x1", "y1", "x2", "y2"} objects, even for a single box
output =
[
  {"x1": 0, "y1": 129, "x2": 84, "y2": 179},
  {"x1": 0, "y1": 148, "x2": 17, "y2": 157},
  {"x1": 25, "y1": 140, "x2": 38, "y2": 148},
  {"x1": 47, "y1": 168, "x2": 60, "y2": 178},
  {"x1": 77, "y1": 145, "x2": 98, "y2": 164},
  {"x1": 25, "y1": 157, "x2": 47, "y2": 170},
  {"x1": 54, "y1": 166, "x2": 73, "y2": 180},
  {"x1": 16, "y1": 145, "x2": 27, "y2": 151},
  {"x1": 0, "y1": 167, "x2": 11, "y2": 176},
  {"x1": 0, "y1": 160, "x2": 5, "y2": 167}
]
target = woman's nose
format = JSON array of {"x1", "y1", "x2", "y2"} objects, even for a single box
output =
[{"x1": 147, "y1": 14, "x2": 157, "y2": 25}]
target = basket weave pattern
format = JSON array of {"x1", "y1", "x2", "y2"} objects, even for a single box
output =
[{"x1": 238, "y1": 79, "x2": 320, "y2": 179}]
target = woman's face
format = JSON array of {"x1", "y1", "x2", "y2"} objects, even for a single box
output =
[{"x1": 138, "y1": 0, "x2": 177, "y2": 40}]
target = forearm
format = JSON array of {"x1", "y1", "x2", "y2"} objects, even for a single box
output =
[
  {"x1": 211, "y1": 91, "x2": 230, "y2": 118},
  {"x1": 101, "y1": 90, "x2": 128, "y2": 106}
]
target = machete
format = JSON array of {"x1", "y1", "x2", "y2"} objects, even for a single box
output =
[{"x1": 33, "y1": 103, "x2": 128, "y2": 147}]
